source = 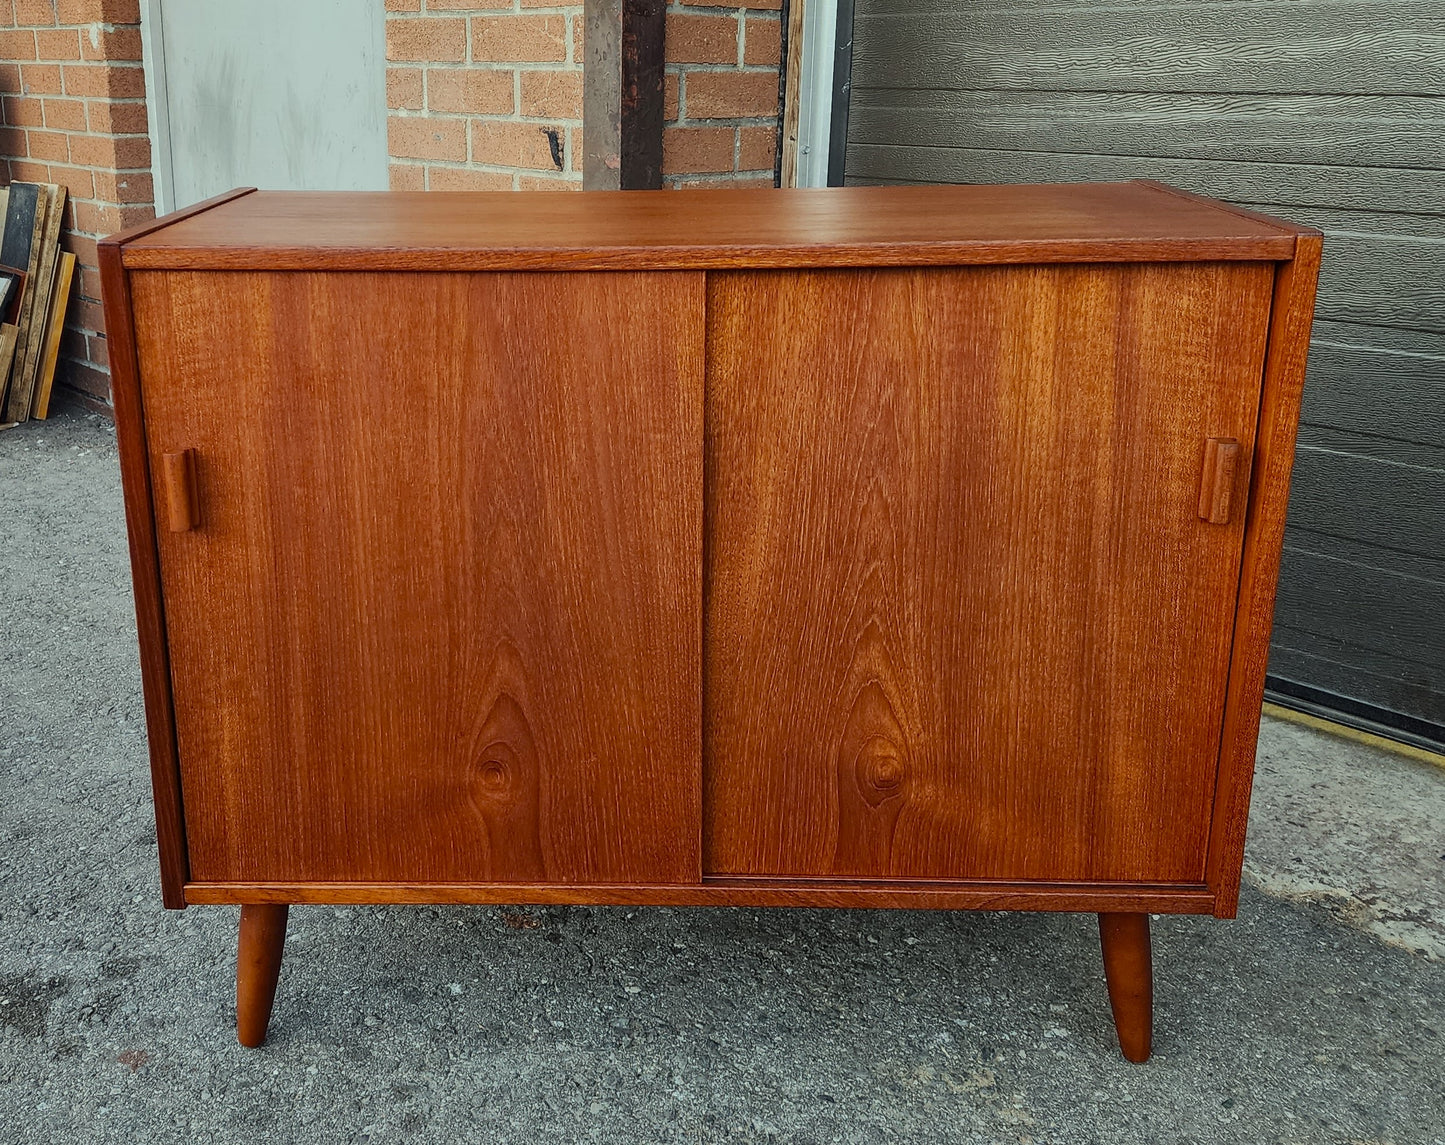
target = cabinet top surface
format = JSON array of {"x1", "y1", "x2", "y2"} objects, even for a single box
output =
[{"x1": 113, "y1": 181, "x2": 1312, "y2": 272}]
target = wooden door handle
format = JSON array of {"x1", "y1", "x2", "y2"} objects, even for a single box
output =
[
  {"x1": 159, "y1": 448, "x2": 200, "y2": 532},
  {"x1": 1197, "y1": 437, "x2": 1241, "y2": 525}
]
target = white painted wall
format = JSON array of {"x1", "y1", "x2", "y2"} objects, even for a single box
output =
[{"x1": 141, "y1": 0, "x2": 388, "y2": 212}]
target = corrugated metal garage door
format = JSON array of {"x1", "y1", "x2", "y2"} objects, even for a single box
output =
[{"x1": 843, "y1": 0, "x2": 1445, "y2": 748}]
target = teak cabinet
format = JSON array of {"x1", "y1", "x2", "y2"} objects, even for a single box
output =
[{"x1": 101, "y1": 183, "x2": 1321, "y2": 1059}]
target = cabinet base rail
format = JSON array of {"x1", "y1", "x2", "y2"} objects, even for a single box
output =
[{"x1": 189, "y1": 879, "x2": 1215, "y2": 914}]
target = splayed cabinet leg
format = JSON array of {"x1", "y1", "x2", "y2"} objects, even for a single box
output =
[
  {"x1": 1098, "y1": 912, "x2": 1152, "y2": 1062},
  {"x1": 236, "y1": 904, "x2": 289, "y2": 1047}
]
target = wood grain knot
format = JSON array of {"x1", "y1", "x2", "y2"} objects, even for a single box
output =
[
  {"x1": 834, "y1": 673, "x2": 912, "y2": 875},
  {"x1": 468, "y1": 746, "x2": 520, "y2": 804},
  {"x1": 855, "y1": 732, "x2": 907, "y2": 806},
  {"x1": 464, "y1": 691, "x2": 545, "y2": 880}
]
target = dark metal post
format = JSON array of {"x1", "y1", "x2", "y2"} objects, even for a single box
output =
[{"x1": 583, "y1": 0, "x2": 665, "y2": 190}]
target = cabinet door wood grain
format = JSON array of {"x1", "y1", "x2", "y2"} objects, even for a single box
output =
[
  {"x1": 704, "y1": 263, "x2": 1274, "y2": 883},
  {"x1": 133, "y1": 270, "x2": 702, "y2": 885}
]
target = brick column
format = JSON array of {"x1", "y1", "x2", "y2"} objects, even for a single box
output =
[
  {"x1": 663, "y1": 1, "x2": 780, "y2": 187},
  {"x1": 386, "y1": 0, "x2": 585, "y2": 191},
  {"x1": 0, "y1": 0, "x2": 153, "y2": 408}
]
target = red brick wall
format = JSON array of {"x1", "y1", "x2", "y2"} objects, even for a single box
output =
[
  {"x1": 663, "y1": 1, "x2": 780, "y2": 187},
  {"x1": 0, "y1": 0, "x2": 154, "y2": 406},
  {"x1": 385, "y1": 0, "x2": 782, "y2": 191},
  {"x1": 385, "y1": 0, "x2": 585, "y2": 191}
]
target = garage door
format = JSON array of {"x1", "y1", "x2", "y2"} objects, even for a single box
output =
[{"x1": 843, "y1": 0, "x2": 1445, "y2": 749}]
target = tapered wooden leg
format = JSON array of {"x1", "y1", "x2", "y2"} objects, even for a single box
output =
[
  {"x1": 1098, "y1": 912, "x2": 1152, "y2": 1063},
  {"x1": 236, "y1": 904, "x2": 289, "y2": 1048}
]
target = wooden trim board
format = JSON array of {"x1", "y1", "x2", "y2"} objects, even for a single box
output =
[
  {"x1": 778, "y1": 0, "x2": 806, "y2": 186},
  {"x1": 581, "y1": 0, "x2": 665, "y2": 190},
  {"x1": 0, "y1": 324, "x2": 18, "y2": 405},
  {"x1": 185, "y1": 879, "x2": 1217, "y2": 913}
]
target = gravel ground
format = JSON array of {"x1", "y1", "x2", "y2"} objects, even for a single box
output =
[{"x1": 2, "y1": 409, "x2": 1443, "y2": 1145}]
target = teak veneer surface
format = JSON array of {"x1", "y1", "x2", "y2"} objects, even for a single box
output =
[
  {"x1": 130, "y1": 269, "x2": 703, "y2": 885},
  {"x1": 99, "y1": 184, "x2": 1322, "y2": 924},
  {"x1": 704, "y1": 263, "x2": 1274, "y2": 882},
  {"x1": 116, "y1": 182, "x2": 1305, "y2": 271},
  {"x1": 101, "y1": 183, "x2": 1323, "y2": 1056}
]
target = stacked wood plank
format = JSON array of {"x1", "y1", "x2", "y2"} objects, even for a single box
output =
[{"x1": 0, "y1": 181, "x2": 77, "y2": 426}]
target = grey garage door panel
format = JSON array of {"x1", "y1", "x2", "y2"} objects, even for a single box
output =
[
  {"x1": 1287, "y1": 446, "x2": 1445, "y2": 558},
  {"x1": 1269, "y1": 638, "x2": 1445, "y2": 729},
  {"x1": 1275, "y1": 543, "x2": 1445, "y2": 669},
  {"x1": 1298, "y1": 424, "x2": 1445, "y2": 479},
  {"x1": 1306, "y1": 322, "x2": 1445, "y2": 448},
  {"x1": 847, "y1": 90, "x2": 1445, "y2": 169},
  {"x1": 846, "y1": 145, "x2": 1445, "y2": 216},
  {"x1": 1235, "y1": 206, "x2": 1445, "y2": 332},
  {"x1": 852, "y1": 3, "x2": 1445, "y2": 97}
]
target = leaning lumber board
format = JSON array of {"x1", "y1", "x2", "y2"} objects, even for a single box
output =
[
  {"x1": 7, "y1": 183, "x2": 67, "y2": 423},
  {"x1": 0, "y1": 323, "x2": 18, "y2": 381},
  {"x1": 0, "y1": 183, "x2": 40, "y2": 414},
  {"x1": 3, "y1": 183, "x2": 50, "y2": 421},
  {"x1": 0, "y1": 322, "x2": 18, "y2": 428},
  {"x1": 32, "y1": 251, "x2": 75, "y2": 420}
]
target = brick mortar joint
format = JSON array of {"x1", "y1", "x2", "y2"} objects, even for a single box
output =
[
  {"x1": 390, "y1": 111, "x2": 581, "y2": 123},
  {"x1": 387, "y1": 6, "x2": 585, "y2": 13},
  {"x1": 672, "y1": 117, "x2": 779, "y2": 127},
  {"x1": 422, "y1": 160, "x2": 581, "y2": 175},
  {"x1": 41, "y1": 23, "x2": 142, "y2": 33},
  {"x1": 414, "y1": 64, "x2": 581, "y2": 71},
  {"x1": 668, "y1": 64, "x2": 781, "y2": 72}
]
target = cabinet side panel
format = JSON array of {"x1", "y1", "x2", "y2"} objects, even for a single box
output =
[
  {"x1": 705, "y1": 263, "x2": 1274, "y2": 884},
  {"x1": 1208, "y1": 236, "x2": 1323, "y2": 916},
  {"x1": 132, "y1": 270, "x2": 703, "y2": 885},
  {"x1": 98, "y1": 246, "x2": 190, "y2": 908}
]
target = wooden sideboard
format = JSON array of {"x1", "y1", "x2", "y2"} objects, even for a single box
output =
[{"x1": 100, "y1": 183, "x2": 1321, "y2": 1059}]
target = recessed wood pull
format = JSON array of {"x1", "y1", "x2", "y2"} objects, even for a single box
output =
[
  {"x1": 1197, "y1": 437, "x2": 1241, "y2": 525},
  {"x1": 159, "y1": 448, "x2": 200, "y2": 532}
]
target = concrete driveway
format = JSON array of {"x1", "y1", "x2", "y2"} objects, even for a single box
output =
[{"x1": 2, "y1": 409, "x2": 1442, "y2": 1144}]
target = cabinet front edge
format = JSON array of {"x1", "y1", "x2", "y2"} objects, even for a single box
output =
[
  {"x1": 1205, "y1": 234, "x2": 1324, "y2": 917},
  {"x1": 98, "y1": 248, "x2": 192, "y2": 909}
]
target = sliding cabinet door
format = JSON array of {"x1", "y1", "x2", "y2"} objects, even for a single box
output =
[
  {"x1": 705, "y1": 263, "x2": 1273, "y2": 883},
  {"x1": 135, "y1": 270, "x2": 703, "y2": 886}
]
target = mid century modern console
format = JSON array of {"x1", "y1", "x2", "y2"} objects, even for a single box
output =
[{"x1": 100, "y1": 183, "x2": 1321, "y2": 1059}]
